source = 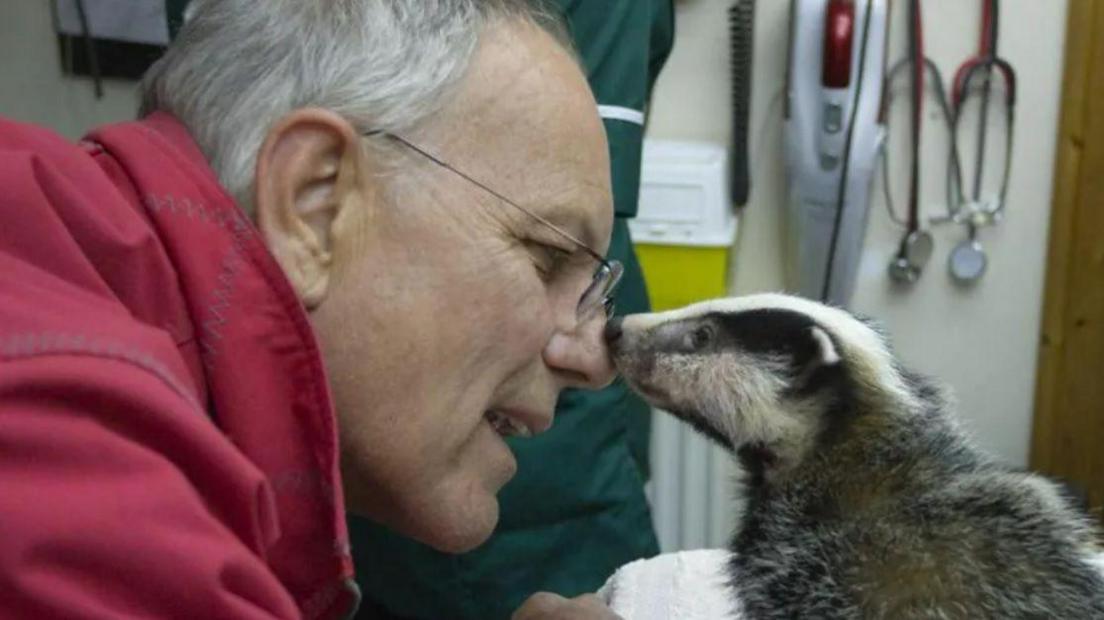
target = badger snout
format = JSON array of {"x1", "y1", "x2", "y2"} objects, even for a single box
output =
[
  {"x1": 604, "y1": 314, "x2": 643, "y2": 366},
  {"x1": 603, "y1": 316, "x2": 624, "y2": 345},
  {"x1": 605, "y1": 314, "x2": 664, "y2": 402},
  {"x1": 604, "y1": 315, "x2": 643, "y2": 368}
]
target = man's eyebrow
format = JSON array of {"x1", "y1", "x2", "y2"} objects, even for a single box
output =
[{"x1": 533, "y1": 199, "x2": 603, "y2": 253}]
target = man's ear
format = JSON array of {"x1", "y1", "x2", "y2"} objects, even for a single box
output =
[{"x1": 254, "y1": 108, "x2": 366, "y2": 309}]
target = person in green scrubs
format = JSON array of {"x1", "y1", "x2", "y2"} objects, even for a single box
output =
[{"x1": 348, "y1": 2, "x2": 676, "y2": 619}]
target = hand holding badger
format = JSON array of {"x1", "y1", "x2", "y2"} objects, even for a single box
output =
[{"x1": 606, "y1": 294, "x2": 1104, "y2": 619}]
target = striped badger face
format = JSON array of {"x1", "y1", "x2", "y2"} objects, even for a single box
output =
[{"x1": 606, "y1": 294, "x2": 908, "y2": 469}]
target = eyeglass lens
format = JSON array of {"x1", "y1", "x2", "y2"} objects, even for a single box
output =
[{"x1": 577, "y1": 260, "x2": 624, "y2": 321}]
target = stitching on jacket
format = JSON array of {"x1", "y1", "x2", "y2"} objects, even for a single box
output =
[
  {"x1": 269, "y1": 468, "x2": 337, "y2": 502},
  {"x1": 199, "y1": 234, "x2": 247, "y2": 361},
  {"x1": 0, "y1": 331, "x2": 203, "y2": 412},
  {"x1": 140, "y1": 192, "x2": 348, "y2": 587},
  {"x1": 142, "y1": 194, "x2": 252, "y2": 363},
  {"x1": 144, "y1": 193, "x2": 242, "y2": 229}
]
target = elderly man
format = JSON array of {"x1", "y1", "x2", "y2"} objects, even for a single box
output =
[
  {"x1": 0, "y1": 1, "x2": 623, "y2": 618},
  {"x1": 349, "y1": 0, "x2": 674, "y2": 617}
]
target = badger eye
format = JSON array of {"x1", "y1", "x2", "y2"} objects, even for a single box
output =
[{"x1": 688, "y1": 325, "x2": 714, "y2": 350}]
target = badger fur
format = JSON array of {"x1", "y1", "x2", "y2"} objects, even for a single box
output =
[{"x1": 606, "y1": 294, "x2": 1104, "y2": 619}]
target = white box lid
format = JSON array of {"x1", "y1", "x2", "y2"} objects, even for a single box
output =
[{"x1": 630, "y1": 140, "x2": 737, "y2": 247}]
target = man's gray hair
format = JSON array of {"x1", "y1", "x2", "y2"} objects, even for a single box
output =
[{"x1": 141, "y1": 0, "x2": 567, "y2": 213}]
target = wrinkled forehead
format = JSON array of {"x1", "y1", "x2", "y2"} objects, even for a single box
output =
[{"x1": 420, "y1": 18, "x2": 613, "y2": 252}]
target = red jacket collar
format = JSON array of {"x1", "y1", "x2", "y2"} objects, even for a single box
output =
[{"x1": 86, "y1": 112, "x2": 358, "y2": 619}]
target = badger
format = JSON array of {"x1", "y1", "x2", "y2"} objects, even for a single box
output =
[{"x1": 605, "y1": 294, "x2": 1104, "y2": 619}]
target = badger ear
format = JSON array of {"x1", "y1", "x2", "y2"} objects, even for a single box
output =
[{"x1": 809, "y1": 326, "x2": 841, "y2": 366}]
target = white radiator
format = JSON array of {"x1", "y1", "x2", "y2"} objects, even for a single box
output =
[{"x1": 647, "y1": 409, "x2": 741, "y2": 552}]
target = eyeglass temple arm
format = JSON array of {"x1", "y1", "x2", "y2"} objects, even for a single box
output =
[{"x1": 362, "y1": 129, "x2": 611, "y2": 267}]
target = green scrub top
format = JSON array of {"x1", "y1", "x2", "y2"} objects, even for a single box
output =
[{"x1": 349, "y1": 2, "x2": 675, "y2": 619}]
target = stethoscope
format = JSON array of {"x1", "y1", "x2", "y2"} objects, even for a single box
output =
[{"x1": 882, "y1": 0, "x2": 1017, "y2": 285}]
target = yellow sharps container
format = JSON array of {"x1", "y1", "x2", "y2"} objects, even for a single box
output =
[{"x1": 630, "y1": 140, "x2": 738, "y2": 311}]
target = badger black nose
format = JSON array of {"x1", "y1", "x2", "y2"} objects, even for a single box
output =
[{"x1": 604, "y1": 316, "x2": 624, "y2": 344}]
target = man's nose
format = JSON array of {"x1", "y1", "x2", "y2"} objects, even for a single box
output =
[{"x1": 543, "y1": 316, "x2": 616, "y2": 390}]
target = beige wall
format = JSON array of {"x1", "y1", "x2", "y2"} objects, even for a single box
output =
[
  {"x1": 0, "y1": 1, "x2": 138, "y2": 138},
  {"x1": 647, "y1": 0, "x2": 1068, "y2": 466}
]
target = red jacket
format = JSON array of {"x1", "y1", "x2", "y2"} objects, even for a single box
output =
[{"x1": 0, "y1": 113, "x2": 359, "y2": 620}]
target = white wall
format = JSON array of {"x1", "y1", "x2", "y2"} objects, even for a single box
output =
[
  {"x1": 647, "y1": 0, "x2": 1067, "y2": 468},
  {"x1": 0, "y1": 1, "x2": 138, "y2": 138}
]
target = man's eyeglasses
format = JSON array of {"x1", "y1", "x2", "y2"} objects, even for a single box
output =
[{"x1": 362, "y1": 130, "x2": 623, "y2": 323}]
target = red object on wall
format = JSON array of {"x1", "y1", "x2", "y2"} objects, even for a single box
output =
[{"x1": 822, "y1": 0, "x2": 856, "y2": 88}]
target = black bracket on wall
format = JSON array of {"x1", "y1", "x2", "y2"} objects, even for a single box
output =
[{"x1": 54, "y1": 0, "x2": 179, "y2": 98}]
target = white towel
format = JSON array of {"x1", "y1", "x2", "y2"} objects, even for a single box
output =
[
  {"x1": 599, "y1": 549, "x2": 741, "y2": 620},
  {"x1": 600, "y1": 549, "x2": 1104, "y2": 620}
]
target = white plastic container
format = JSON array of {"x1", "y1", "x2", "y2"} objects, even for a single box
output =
[{"x1": 629, "y1": 140, "x2": 737, "y2": 310}]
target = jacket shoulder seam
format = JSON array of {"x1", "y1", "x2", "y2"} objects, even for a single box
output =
[{"x1": 1, "y1": 331, "x2": 204, "y2": 414}]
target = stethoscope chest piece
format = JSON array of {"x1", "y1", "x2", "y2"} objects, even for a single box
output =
[
  {"x1": 904, "y1": 229, "x2": 934, "y2": 269},
  {"x1": 949, "y1": 239, "x2": 988, "y2": 283},
  {"x1": 889, "y1": 229, "x2": 934, "y2": 284},
  {"x1": 888, "y1": 257, "x2": 919, "y2": 283}
]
